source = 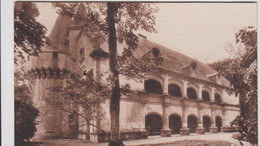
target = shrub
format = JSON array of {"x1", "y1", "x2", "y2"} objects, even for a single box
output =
[{"x1": 15, "y1": 99, "x2": 39, "y2": 145}]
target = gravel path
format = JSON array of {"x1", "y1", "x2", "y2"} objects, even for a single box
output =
[{"x1": 27, "y1": 132, "x2": 251, "y2": 146}]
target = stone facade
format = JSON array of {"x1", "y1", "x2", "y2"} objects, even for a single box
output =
[{"x1": 28, "y1": 15, "x2": 240, "y2": 142}]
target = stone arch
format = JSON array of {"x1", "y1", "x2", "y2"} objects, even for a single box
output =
[
  {"x1": 214, "y1": 92, "x2": 222, "y2": 104},
  {"x1": 215, "y1": 116, "x2": 222, "y2": 132},
  {"x1": 187, "y1": 85, "x2": 198, "y2": 99},
  {"x1": 187, "y1": 114, "x2": 198, "y2": 133},
  {"x1": 169, "y1": 114, "x2": 182, "y2": 134},
  {"x1": 202, "y1": 115, "x2": 211, "y2": 132},
  {"x1": 168, "y1": 83, "x2": 182, "y2": 97},
  {"x1": 168, "y1": 80, "x2": 183, "y2": 90},
  {"x1": 145, "y1": 112, "x2": 163, "y2": 135},
  {"x1": 202, "y1": 89, "x2": 210, "y2": 101},
  {"x1": 144, "y1": 79, "x2": 163, "y2": 94},
  {"x1": 145, "y1": 73, "x2": 164, "y2": 85}
]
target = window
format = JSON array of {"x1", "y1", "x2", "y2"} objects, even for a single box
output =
[
  {"x1": 191, "y1": 62, "x2": 197, "y2": 70},
  {"x1": 168, "y1": 84, "x2": 182, "y2": 97},
  {"x1": 145, "y1": 79, "x2": 162, "y2": 94},
  {"x1": 85, "y1": 69, "x2": 93, "y2": 83},
  {"x1": 152, "y1": 48, "x2": 161, "y2": 58},
  {"x1": 187, "y1": 87, "x2": 197, "y2": 99},
  {"x1": 79, "y1": 47, "x2": 85, "y2": 63},
  {"x1": 215, "y1": 93, "x2": 222, "y2": 104},
  {"x1": 202, "y1": 90, "x2": 210, "y2": 101},
  {"x1": 56, "y1": 69, "x2": 60, "y2": 77},
  {"x1": 53, "y1": 52, "x2": 58, "y2": 59}
]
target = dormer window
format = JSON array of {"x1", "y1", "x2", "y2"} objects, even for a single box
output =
[
  {"x1": 191, "y1": 62, "x2": 197, "y2": 70},
  {"x1": 152, "y1": 48, "x2": 161, "y2": 58},
  {"x1": 207, "y1": 72, "x2": 221, "y2": 83},
  {"x1": 181, "y1": 62, "x2": 197, "y2": 77}
]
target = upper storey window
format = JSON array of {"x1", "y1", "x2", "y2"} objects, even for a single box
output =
[
  {"x1": 79, "y1": 47, "x2": 85, "y2": 64},
  {"x1": 145, "y1": 79, "x2": 162, "y2": 94},
  {"x1": 215, "y1": 93, "x2": 222, "y2": 104},
  {"x1": 53, "y1": 52, "x2": 58, "y2": 59},
  {"x1": 187, "y1": 87, "x2": 197, "y2": 99},
  {"x1": 168, "y1": 84, "x2": 182, "y2": 97},
  {"x1": 202, "y1": 90, "x2": 210, "y2": 101}
]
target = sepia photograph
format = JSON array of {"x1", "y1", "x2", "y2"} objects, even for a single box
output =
[{"x1": 11, "y1": 1, "x2": 257, "y2": 146}]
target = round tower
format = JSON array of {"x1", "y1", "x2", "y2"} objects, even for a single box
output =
[{"x1": 27, "y1": 14, "x2": 79, "y2": 139}]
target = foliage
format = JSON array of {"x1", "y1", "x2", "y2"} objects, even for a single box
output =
[
  {"x1": 14, "y1": 2, "x2": 48, "y2": 63},
  {"x1": 46, "y1": 74, "x2": 110, "y2": 133},
  {"x1": 209, "y1": 26, "x2": 257, "y2": 145},
  {"x1": 231, "y1": 116, "x2": 257, "y2": 145},
  {"x1": 15, "y1": 72, "x2": 39, "y2": 145}
]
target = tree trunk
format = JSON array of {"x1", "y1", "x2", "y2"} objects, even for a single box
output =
[{"x1": 107, "y1": 2, "x2": 121, "y2": 143}]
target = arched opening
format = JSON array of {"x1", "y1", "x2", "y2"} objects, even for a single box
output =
[
  {"x1": 187, "y1": 87, "x2": 197, "y2": 99},
  {"x1": 202, "y1": 90, "x2": 210, "y2": 101},
  {"x1": 69, "y1": 113, "x2": 79, "y2": 138},
  {"x1": 145, "y1": 79, "x2": 163, "y2": 94},
  {"x1": 203, "y1": 116, "x2": 211, "y2": 132},
  {"x1": 188, "y1": 115, "x2": 198, "y2": 133},
  {"x1": 216, "y1": 116, "x2": 222, "y2": 132},
  {"x1": 145, "y1": 114, "x2": 163, "y2": 135},
  {"x1": 215, "y1": 93, "x2": 222, "y2": 104},
  {"x1": 169, "y1": 114, "x2": 182, "y2": 134},
  {"x1": 168, "y1": 84, "x2": 182, "y2": 97}
]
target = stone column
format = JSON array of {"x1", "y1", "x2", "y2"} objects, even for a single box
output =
[
  {"x1": 221, "y1": 106, "x2": 227, "y2": 132},
  {"x1": 182, "y1": 80, "x2": 188, "y2": 97},
  {"x1": 209, "y1": 105, "x2": 217, "y2": 133},
  {"x1": 210, "y1": 87, "x2": 215, "y2": 102},
  {"x1": 163, "y1": 74, "x2": 169, "y2": 95},
  {"x1": 198, "y1": 84, "x2": 203, "y2": 100},
  {"x1": 161, "y1": 96, "x2": 171, "y2": 137},
  {"x1": 180, "y1": 101, "x2": 190, "y2": 135},
  {"x1": 196, "y1": 102, "x2": 205, "y2": 134}
]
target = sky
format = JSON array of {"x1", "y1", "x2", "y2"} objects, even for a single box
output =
[{"x1": 36, "y1": 2, "x2": 257, "y2": 63}]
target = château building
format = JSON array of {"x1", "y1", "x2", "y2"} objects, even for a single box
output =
[{"x1": 28, "y1": 15, "x2": 240, "y2": 142}]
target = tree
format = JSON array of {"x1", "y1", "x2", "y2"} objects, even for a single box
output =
[
  {"x1": 46, "y1": 72, "x2": 110, "y2": 135},
  {"x1": 14, "y1": 2, "x2": 48, "y2": 144},
  {"x1": 14, "y1": 2, "x2": 48, "y2": 63},
  {"x1": 209, "y1": 26, "x2": 257, "y2": 145},
  {"x1": 52, "y1": 2, "x2": 158, "y2": 145},
  {"x1": 15, "y1": 71, "x2": 39, "y2": 145}
]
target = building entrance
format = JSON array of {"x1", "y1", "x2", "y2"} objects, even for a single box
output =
[
  {"x1": 203, "y1": 116, "x2": 211, "y2": 132},
  {"x1": 188, "y1": 115, "x2": 198, "y2": 133}
]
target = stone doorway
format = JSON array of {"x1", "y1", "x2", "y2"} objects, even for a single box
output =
[
  {"x1": 145, "y1": 114, "x2": 163, "y2": 135},
  {"x1": 169, "y1": 114, "x2": 182, "y2": 134},
  {"x1": 203, "y1": 116, "x2": 211, "y2": 132},
  {"x1": 216, "y1": 116, "x2": 222, "y2": 132},
  {"x1": 188, "y1": 115, "x2": 198, "y2": 133}
]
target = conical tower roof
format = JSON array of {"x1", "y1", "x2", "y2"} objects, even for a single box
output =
[{"x1": 45, "y1": 14, "x2": 72, "y2": 54}]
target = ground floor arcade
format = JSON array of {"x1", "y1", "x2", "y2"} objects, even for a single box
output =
[{"x1": 84, "y1": 93, "x2": 240, "y2": 142}]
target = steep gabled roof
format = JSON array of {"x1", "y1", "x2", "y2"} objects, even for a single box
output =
[
  {"x1": 47, "y1": 15, "x2": 229, "y2": 87},
  {"x1": 133, "y1": 35, "x2": 230, "y2": 86}
]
